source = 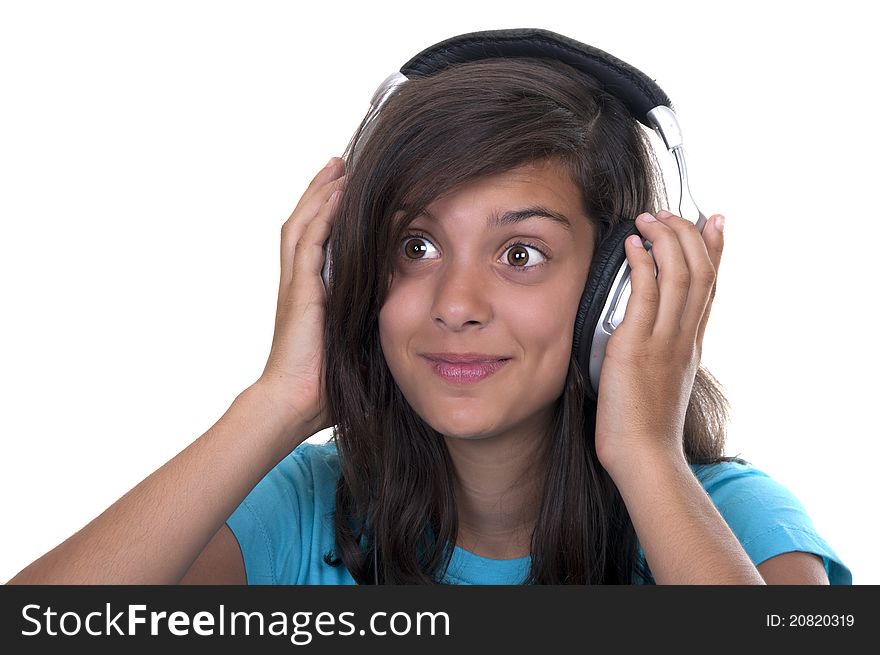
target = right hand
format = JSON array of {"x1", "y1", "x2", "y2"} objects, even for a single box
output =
[{"x1": 254, "y1": 156, "x2": 346, "y2": 436}]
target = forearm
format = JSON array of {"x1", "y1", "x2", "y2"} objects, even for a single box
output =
[
  {"x1": 612, "y1": 454, "x2": 765, "y2": 585},
  {"x1": 8, "y1": 383, "x2": 311, "y2": 585}
]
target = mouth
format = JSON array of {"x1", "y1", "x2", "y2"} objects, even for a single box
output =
[{"x1": 420, "y1": 354, "x2": 511, "y2": 385}]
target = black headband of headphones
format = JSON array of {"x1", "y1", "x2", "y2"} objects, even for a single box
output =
[{"x1": 399, "y1": 28, "x2": 673, "y2": 126}]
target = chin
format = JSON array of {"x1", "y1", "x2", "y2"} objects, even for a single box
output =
[
  {"x1": 422, "y1": 410, "x2": 504, "y2": 440},
  {"x1": 439, "y1": 428, "x2": 498, "y2": 441}
]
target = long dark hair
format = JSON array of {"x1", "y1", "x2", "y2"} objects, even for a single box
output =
[{"x1": 323, "y1": 57, "x2": 742, "y2": 584}]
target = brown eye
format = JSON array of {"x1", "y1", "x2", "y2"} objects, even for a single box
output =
[
  {"x1": 507, "y1": 245, "x2": 530, "y2": 267},
  {"x1": 402, "y1": 236, "x2": 438, "y2": 260},
  {"x1": 503, "y1": 243, "x2": 547, "y2": 270}
]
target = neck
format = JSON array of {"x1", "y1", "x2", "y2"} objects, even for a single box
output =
[{"x1": 443, "y1": 410, "x2": 552, "y2": 559}]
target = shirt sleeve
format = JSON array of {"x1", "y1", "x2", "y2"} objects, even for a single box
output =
[
  {"x1": 694, "y1": 462, "x2": 852, "y2": 584},
  {"x1": 225, "y1": 443, "x2": 320, "y2": 585}
]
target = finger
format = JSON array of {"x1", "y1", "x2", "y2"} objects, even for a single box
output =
[
  {"x1": 653, "y1": 210, "x2": 719, "y2": 337},
  {"x1": 617, "y1": 230, "x2": 660, "y2": 337},
  {"x1": 292, "y1": 186, "x2": 344, "y2": 289},
  {"x1": 290, "y1": 157, "x2": 346, "y2": 217},
  {"x1": 696, "y1": 214, "x2": 725, "y2": 347},
  {"x1": 280, "y1": 161, "x2": 346, "y2": 279},
  {"x1": 284, "y1": 164, "x2": 346, "y2": 238},
  {"x1": 633, "y1": 211, "x2": 689, "y2": 337},
  {"x1": 280, "y1": 174, "x2": 346, "y2": 289}
]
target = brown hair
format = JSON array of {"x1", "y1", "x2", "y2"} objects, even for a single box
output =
[{"x1": 323, "y1": 57, "x2": 742, "y2": 584}]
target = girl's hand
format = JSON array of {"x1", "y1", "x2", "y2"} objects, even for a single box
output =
[
  {"x1": 253, "y1": 157, "x2": 346, "y2": 438},
  {"x1": 594, "y1": 210, "x2": 725, "y2": 480}
]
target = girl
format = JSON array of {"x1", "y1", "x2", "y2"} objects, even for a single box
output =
[{"x1": 8, "y1": 36, "x2": 851, "y2": 585}]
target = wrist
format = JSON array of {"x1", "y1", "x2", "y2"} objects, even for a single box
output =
[
  {"x1": 235, "y1": 382, "x2": 319, "y2": 456},
  {"x1": 600, "y1": 443, "x2": 690, "y2": 489}
]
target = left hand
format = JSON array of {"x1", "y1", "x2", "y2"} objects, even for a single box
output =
[{"x1": 594, "y1": 210, "x2": 725, "y2": 480}]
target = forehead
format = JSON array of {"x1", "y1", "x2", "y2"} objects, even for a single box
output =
[
  {"x1": 432, "y1": 160, "x2": 580, "y2": 209},
  {"x1": 407, "y1": 159, "x2": 589, "y2": 235}
]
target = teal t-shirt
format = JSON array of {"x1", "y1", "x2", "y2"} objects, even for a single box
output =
[{"x1": 226, "y1": 440, "x2": 852, "y2": 585}]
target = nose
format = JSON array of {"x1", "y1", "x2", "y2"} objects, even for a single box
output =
[{"x1": 430, "y1": 259, "x2": 493, "y2": 331}]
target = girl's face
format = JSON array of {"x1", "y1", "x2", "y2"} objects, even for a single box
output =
[{"x1": 379, "y1": 159, "x2": 596, "y2": 442}]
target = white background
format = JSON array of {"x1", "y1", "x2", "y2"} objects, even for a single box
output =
[{"x1": 2, "y1": 0, "x2": 876, "y2": 584}]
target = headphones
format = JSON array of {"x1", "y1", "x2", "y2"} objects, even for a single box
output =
[{"x1": 323, "y1": 28, "x2": 708, "y2": 584}]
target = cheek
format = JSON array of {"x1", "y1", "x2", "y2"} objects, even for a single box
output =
[
  {"x1": 377, "y1": 305, "x2": 398, "y2": 369},
  {"x1": 378, "y1": 284, "x2": 422, "y2": 375},
  {"x1": 507, "y1": 277, "x2": 583, "y2": 388},
  {"x1": 511, "y1": 292, "x2": 576, "y2": 364}
]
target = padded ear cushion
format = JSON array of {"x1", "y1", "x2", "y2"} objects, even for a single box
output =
[{"x1": 572, "y1": 218, "x2": 640, "y2": 401}]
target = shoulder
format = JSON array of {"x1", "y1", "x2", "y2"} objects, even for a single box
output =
[
  {"x1": 273, "y1": 438, "x2": 341, "y2": 486},
  {"x1": 690, "y1": 458, "x2": 813, "y2": 534},
  {"x1": 242, "y1": 438, "x2": 341, "y2": 512},
  {"x1": 691, "y1": 459, "x2": 816, "y2": 531},
  {"x1": 691, "y1": 459, "x2": 795, "y2": 512},
  {"x1": 689, "y1": 459, "x2": 852, "y2": 584},
  {"x1": 225, "y1": 438, "x2": 343, "y2": 584}
]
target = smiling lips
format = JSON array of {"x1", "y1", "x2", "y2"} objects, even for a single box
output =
[{"x1": 421, "y1": 353, "x2": 511, "y2": 385}]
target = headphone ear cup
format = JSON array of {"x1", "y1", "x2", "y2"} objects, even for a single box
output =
[{"x1": 572, "y1": 219, "x2": 640, "y2": 402}]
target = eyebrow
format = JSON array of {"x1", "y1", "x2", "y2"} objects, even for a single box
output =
[{"x1": 418, "y1": 205, "x2": 573, "y2": 231}]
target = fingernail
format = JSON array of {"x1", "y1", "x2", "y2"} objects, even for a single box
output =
[
  {"x1": 637, "y1": 212, "x2": 656, "y2": 222},
  {"x1": 324, "y1": 157, "x2": 338, "y2": 169},
  {"x1": 715, "y1": 215, "x2": 725, "y2": 232},
  {"x1": 656, "y1": 209, "x2": 673, "y2": 219}
]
